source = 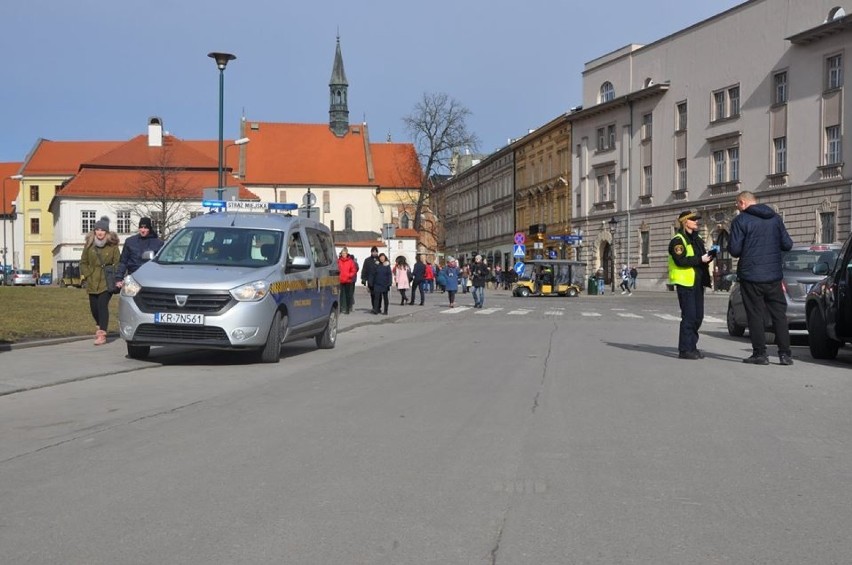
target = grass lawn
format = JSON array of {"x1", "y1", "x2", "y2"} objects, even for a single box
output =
[{"x1": 0, "y1": 286, "x2": 119, "y2": 343}]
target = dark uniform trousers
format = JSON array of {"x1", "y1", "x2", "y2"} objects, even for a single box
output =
[
  {"x1": 739, "y1": 280, "x2": 791, "y2": 356},
  {"x1": 676, "y1": 282, "x2": 704, "y2": 354}
]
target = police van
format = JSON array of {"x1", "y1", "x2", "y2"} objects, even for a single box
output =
[{"x1": 118, "y1": 200, "x2": 339, "y2": 363}]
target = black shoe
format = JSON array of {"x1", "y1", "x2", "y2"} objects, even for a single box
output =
[
  {"x1": 696, "y1": 349, "x2": 705, "y2": 359},
  {"x1": 678, "y1": 350, "x2": 701, "y2": 360},
  {"x1": 742, "y1": 354, "x2": 769, "y2": 365},
  {"x1": 779, "y1": 354, "x2": 794, "y2": 366},
  {"x1": 371, "y1": 310, "x2": 379, "y2": 315},
  {"x1": 382, "y1": 311, "x2": 388, "y2": 315},
  {"x1": 419, "y1": 302, "x2": 424, "y2": 306},
  {"x1": 408, "y1": 301, "x2": 414, "y2": 305}
]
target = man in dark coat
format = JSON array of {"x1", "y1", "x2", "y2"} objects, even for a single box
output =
[
  {"x1": 409, "y1": 254, "x2": 427, "y2": 305},
  {"x1": 360, "y1": 246, "x2": 380, "y2": 307},
  {"x1": 116, "y1": 217, "x2": 164, "y2": 280},
  {"x1": 729, "y1": 191, "x2": 794, "y2": 366}
]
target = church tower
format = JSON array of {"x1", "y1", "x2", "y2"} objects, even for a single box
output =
[{"x1": 329, "y1": 35, "x2": 349, "y2": 137}]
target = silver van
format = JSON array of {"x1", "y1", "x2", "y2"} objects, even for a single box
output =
[{"x1": 118, "y1": 202, "x2": 339, "y2": 363}]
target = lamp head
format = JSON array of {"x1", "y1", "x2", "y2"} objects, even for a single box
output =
[
  {"x1": 233, "y1": 137, "x2": 250, "y2": 145},
  {"x1": 208, "y1": 52, "x2": 236, "y2": 70},
  {"x1": 608, "y1": 216, "x2": 618, "y2": 234}
]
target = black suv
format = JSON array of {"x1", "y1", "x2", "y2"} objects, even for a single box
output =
[{"x1": 805, "y1": 234, "x2": 852, "y2": 359}]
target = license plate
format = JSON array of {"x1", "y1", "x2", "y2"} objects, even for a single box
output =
[{"x1": 154, "y1": 312, "x2": 205, "y2": 325}]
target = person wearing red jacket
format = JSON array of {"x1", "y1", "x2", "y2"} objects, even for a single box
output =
[{"x1": 337, "y1": 247, "x2": 358, "y2": 314}]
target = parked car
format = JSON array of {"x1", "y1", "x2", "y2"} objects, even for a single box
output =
[
  {"x1": 38, "y1": 273, "x2": 53, "y2": 285},
  {"x1": 10, "y1": 269, "x2": 37, "y2": 286},
  {"x1": 726, "y1": 243, "x2": 842, "y2": 337},
  {"x1": 805, "y1": 235, "x2": 852, "y2": 359}
]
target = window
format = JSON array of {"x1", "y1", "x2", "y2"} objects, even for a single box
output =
[
  {"x1": 820, "y1": 212, "x2": 836, "y2": 243},
  {"x1": 712, "y1": 86, "x2": 740, "y2": 121},
  {"x1": 677, "y1": 159, "x2": 687, "y2": 191},
  {"x1": 608, "y1": 173, "x2": 616, "y2": 201},
  {"x1": 641, "y1": 231, "x2": 650, "y2": 265},
  {"x1": 306, "y1": 228, "x2": 335, "y2": 267},
  {"x1": 826, "y1": 125, "x2": 842, "y2": 164},
  {"x1": 30, "y1": 217, "x2": 40, "y2": 235},
  {"x1": 729, "y1": 147, "x2": 739, "y2": 181},
  {"x1": 676, "y1": 102, "x2": 687, "y2": 131},
  {"x1": 400, "y1": 213, "x2": 410, "y2": 229},
  {"x1": 600, "y1": 81, "x2": 614, "y2": 103},
  {"x1": 774, "y1": 137, "x2": 787, "y2": 174},
  {"x1": 714, "y1": 91, "x2": 726, "y2": 120},
  {"x1": 607, "y1": 125, "x2": 616, "y2": 149},
  {"x1": 150, "y1": 212, "x2": 164, "y2": 235},
  {"x1": 642, "y1": 113, "x2": 653, "y2": 140},
  {"x1": 116, "y1": 211, "x2": 131, "y2": 234},
  {"x1": 827, "y1": 54, "x2": 843, "y2": 90},
  {"x1": 29, "y1": 185, "x2": 39, "y2": 202},
  {"x1": 596, "y1": 128, "x2": 606, "y2": 151},
  {"x1": 774, "y1": 71, "x2": 788, "y2": 104},
  {"x1": 596, "y1": 124, "x2": 616, "y2": 151},
  {"x1": 643, "y1": 166, "x2": 652, "y2": 196},
  {"x1": 597, "y1": 175, "x2": 608, "y2": 201},
  {"x1": 344, "y1": 206, "x2": 353, "y2": 230},
  {"x1": 81, "y1": 210, "x2": 96, "y2": 234},
  {"x1": 714, "y1": 150, "x2": 727, "y2": 183}
]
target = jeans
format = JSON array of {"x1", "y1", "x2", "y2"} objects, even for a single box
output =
[
  {"x1": 676, "y1": 283, "x2": 704, "y2": 353},
  {"x1": 739, "y1": 280, "x2": 791, "y2": 356},
  {"x1": 472, "y1": 285, "x2": 485, "y2": 307},
  {"x1": 410, "y1": 280, "x2": 425, "y2": 304},
  {"x1": 339, "y1": 282, "x2": 355, "y2": 313}
]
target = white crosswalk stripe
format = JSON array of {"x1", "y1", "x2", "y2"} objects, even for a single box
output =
[
  {"x1": 654, "y1": 313, "x2": 681, "y2": 321},
  {"x1": 581, "y1": 312, "x2": 602, "y2": 317},
  {"x1": 704, "y1": 316, "x2": 725, "y2": 323},
  {"x1": 507, "y1": 309, "x2": 532, "y2": 315},
  {"x1": 617, "y1": 313, "x2": 643, "y2": 318},
  {"x1": 440, "y1": 306, "x2": 471, "y2": 314},
  {"x1": 475, "y1": 307, "x2": 502, "y2": 315},
  {"x1": 544, "y1": 310, "x2": 564, "y2": 316}
]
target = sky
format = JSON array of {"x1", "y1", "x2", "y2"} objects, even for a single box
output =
[{"x1": 1, "y1": 0, "x2": 744, "y2": 164}]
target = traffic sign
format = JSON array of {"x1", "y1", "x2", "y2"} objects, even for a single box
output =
[
  {"x1": 513, "y1": 261, "x2": 525, "y2": 275},
  {"x1": 513, "y1": 244, "x2": 526, "y2": 258},
  {"x1": 514, "y1": 232, "x2": 526, "y2": 245}
]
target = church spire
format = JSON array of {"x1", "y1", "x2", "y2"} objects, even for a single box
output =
[{"x1": 329, "y1": 34, "x2": 349, "y2": 137}]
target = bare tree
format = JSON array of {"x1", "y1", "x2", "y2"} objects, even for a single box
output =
[
  {"x1": 121, "y1": 146, "x2": 198, "y2": 239},
  {"x1": 403, "y1": 92, "x2": 479, "y2": 232}
]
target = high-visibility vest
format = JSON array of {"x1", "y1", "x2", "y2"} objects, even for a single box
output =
[{"x1": 668, "y1": 232, "x2": 696, "y2": 286}]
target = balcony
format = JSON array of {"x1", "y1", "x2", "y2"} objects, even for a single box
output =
[{"x1": 708, "y1": 181, "x2": 741, "y2": 196}]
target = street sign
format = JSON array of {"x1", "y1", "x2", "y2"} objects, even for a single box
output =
[
  {"x1": 533, "y1": 242, "x2": 544, "y2": 249},
  {"x1": 302, "y1": 191, "x2": 317, "y2": 207},
  {"x1": 513, "y1": 244, "x2": 526, "y2": 257},
  {"x1": 548, "y1": 234, "x2": 584, "y2": 243},
  {"x1": 513, "y1": 261, "x2": 525, "y2": 275},
  {"x1": 548, "y1": 249, "x2": 558, "y2": 259},
  {"x1": 514, "y1": 232, "x2": 526, "y2": 245}
]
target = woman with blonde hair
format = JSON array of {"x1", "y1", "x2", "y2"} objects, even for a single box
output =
[{"x1": 80, "y1": 216, "x2": 120, "y2": 345}]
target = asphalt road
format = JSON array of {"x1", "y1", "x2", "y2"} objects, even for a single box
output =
[{"x1": 1, "y1": 288, "x2": 851, "y2": 564}]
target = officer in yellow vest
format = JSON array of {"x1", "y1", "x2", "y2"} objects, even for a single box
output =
[{"x1": 668, "y1": 210, "x2": 714, "y2": 360}]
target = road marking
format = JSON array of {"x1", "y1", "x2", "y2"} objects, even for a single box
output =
[
  {"x1": 617, "y1": 313, "x2": 643, "y2": 318},
  {"x1": 654, "y1": 313, "x2": 681, "y2": 321},
  {"x1": 476, "y1": 307, "x2": 502, "y2": 315},
  {"x1": 581, "y1": 312, "x2": 602, "y2": 317},
  {"x1": 507, "y1": 309, "x2": 532, "y2": 315},
  {"x1": 704, "y1": 316, "x2": 725, "y2": 323},
  {"x1": 441, "y1": 306, "x2": 470, "y2": 314},
  {"x1": 544, "y1": 311, "x2": 564, "y2": 316}
]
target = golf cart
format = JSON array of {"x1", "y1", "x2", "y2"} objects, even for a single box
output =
[{"x1": 512, "y1": 259, "x2": 586, "y2": 298}]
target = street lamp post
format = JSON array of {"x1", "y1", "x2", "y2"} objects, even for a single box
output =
[
  {"x1": 224, "y1": 137, "x2": 250, "y2": 185},
  {"x1": 608, "y1": 216, "x2": 618, "y2": 293},
  {"x1": 208, "y1": 51, "x2": 236, "y2": 200},
  {"x1": 2, "y1": 174, "x2": 23, "y2": 284}
]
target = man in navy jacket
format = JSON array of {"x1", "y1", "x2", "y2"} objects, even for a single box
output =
[
  {"x1": 117, "y1": 217, "x2": 164, "y2": 279},
  {"x1": 728, "y1": 191, "x2": 794, "y2": 366}
]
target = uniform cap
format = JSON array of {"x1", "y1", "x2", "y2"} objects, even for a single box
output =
[{"x1": 677, "y1": 210, "x2": 701, "y2": 224}]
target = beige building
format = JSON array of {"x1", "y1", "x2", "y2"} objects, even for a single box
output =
[{"x1": 568, "y1": 0, "x2": 852, "y2": 289}]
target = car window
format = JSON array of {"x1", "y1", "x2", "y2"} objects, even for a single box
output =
[
  {"x1": 287, "y1": 231, "x2": 307, "y2": 263},
  {"x1": 306, "y1": 228, "x2": 335, "y2": 267},
  {"x1": 157, "y1": 227, "x2": 282, "y2": 267},
  {"x1": 783, "y1": 249, "x2": 839, "y2": 273}
]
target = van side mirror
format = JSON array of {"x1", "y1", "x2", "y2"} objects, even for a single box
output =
[
  {"x1": 141, "y1": 250, "x2": 156, "y2": 261},
  {"x1": 286, "y1": 256, "x2": 311, "y2": 272}
]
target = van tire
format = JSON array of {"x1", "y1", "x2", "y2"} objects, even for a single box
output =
[
  {"x1": 808, "y1": 308, "x2": 839, "y2": 359},
  {"x1": 316, "y1": 307, "x2": 338, "y2": 349},
  {"x1": 727, "y1": 303, "x2": 746, "y2": 337},
  {"x1": 258, "y1": 311, "x2": 284, "y2": 363},
  {"x1": 127, "y1": 344, "x2": 150, "y2": 360}
]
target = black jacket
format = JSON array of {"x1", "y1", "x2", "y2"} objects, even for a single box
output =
[
  {"x1": 117, "y1": 231, "x2": 164, "y2": 278},
  {"x1": 411, "y1": 261, "x2": 426, "y2": 282},
  {"x1": 369, "y1": 262, "x2": 392, "y2": 292},
  {"x1": 471, "y1": 262, "x2": 490, "y2": 287},
  {"x1": 361, "y1": 255, "x2": 379, "y2": 285},
  {"x1": 729, "y1": 203, "x2": 793, "y2": 283}
]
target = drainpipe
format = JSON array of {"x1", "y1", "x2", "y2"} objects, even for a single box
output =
[{"x1": 627, "y1": 100, "x2": 633, "y2": 271}]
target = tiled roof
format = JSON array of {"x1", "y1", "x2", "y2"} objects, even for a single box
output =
[
  {"x1": 22, "y1": 140, "x2": 123, "y2": 176},
  {"x1": 85, "y1": 135, "x2": 219, "y2": 169},
  {"x1": 0, "y1": 161, "x2": 23, "y2": 216},
  {"x1": 57, "y1": 168, "x2": 258, "y2": 200},
  {"x1": 242, "y1": 122, "x2": 421, "y2": 188}
]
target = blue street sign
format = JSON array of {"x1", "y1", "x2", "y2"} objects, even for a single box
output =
[
  {"x1": 513, "y1": 244, "x2": 526, "y2": 257},
  {"x1": 548, "y1": 234, "x2": 583, "y2": 243},
  {"x1": 513, "y1": 261, "x2": 525, "y2": 275},
  {"x1": 548, "y1": 249, "x2": 558, "y2": 259}
]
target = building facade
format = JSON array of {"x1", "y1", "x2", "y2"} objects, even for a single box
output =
[{"x1": 569, "y1": 0, "x2": 852, "y2": 290}]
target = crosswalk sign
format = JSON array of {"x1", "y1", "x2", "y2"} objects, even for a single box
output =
[{"x1": 513, "y1": 244, "x2": 525, "y2": 258}]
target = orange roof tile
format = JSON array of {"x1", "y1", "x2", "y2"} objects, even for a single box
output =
[
  {"x1": 57, "y1": 168, "x2": 258, "y2": 200},
  {"x1": 0, "y1": 161, "x2": 23, "y2": 216},
  {"x1": 22, "y1": 140, "x2": 123, "y2": 176},
  {"x1": 370, "y1": 144, "x2": 423, "y2": 189},
  {"x1": 86, "y1": 135, "x2": 219, "y2": 169}
]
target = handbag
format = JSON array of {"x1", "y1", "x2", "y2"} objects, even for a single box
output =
[{"x1": 95, "y1": 248, "x2": 120, "y2": 294}]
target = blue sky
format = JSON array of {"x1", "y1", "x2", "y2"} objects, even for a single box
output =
[{"x1": 1, "y1": 0, "x2": 742, "y2": 164}]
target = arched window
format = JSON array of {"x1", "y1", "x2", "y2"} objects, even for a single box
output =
[
  {"x1": 828, "y1": 7, "x2": 846, "y2": 21},
  {"x1": 644, "y1": 77, "x2": 654, "y2": 88},
  {"x1": 600, "y1": 82, "x2": 615, "y2": 103},
  {"x1": 344, "y1": 206, "x2": 353, "y2": 230},
  {"x1": 400, "y1": 213, "x2": 410, "y2": 229}
]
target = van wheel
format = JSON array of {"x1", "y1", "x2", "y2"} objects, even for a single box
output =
[
  {"x1": 316, "y1": 307, "x2": 338, "y2": 349},
  {"x1": 127, "y1": 344, "x2": 150, "y2": 360},
  {"x1": 808, "y1": 308, "x2": 839, "y2": 359},
  {"x1": 258, "y1": 311, "x2": 284, "y2": 363},
  {"x1": 727, "y1": 303, "x2": 746, "y2": 337}
]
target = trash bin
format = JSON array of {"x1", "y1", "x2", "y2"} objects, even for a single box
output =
[{"x1": 587, "y1": 276, "x2": 597, "y2": 295}]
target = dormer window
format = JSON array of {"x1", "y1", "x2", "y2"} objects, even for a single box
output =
[{"x1": 600, "y1": 82, "x2": 615, "y2": 103}]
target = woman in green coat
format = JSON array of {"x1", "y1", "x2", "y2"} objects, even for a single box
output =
[{"x1": 80, "y1": 216, "x2": 120, "y2": 345}]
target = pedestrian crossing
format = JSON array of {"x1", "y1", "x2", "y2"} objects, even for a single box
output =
[{"x1": 435, "y1": 305, "x2": 725, "y2": 324}]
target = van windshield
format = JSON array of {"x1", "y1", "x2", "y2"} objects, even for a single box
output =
[{"x1": 156, "y1": 227, "x2": 283, "y2": 267}]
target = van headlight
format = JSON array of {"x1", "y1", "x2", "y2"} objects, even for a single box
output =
[
  {"x1": 121, "y1": 275, "x2": 142, "y2": 297},
  {"x1": 230, "y1": 280, "x2": 269, "y2": 302}
]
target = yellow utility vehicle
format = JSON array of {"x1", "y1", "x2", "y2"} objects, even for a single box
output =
[{"x1": 512, "y1": 259, "x2": 585, "y2": 298}]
